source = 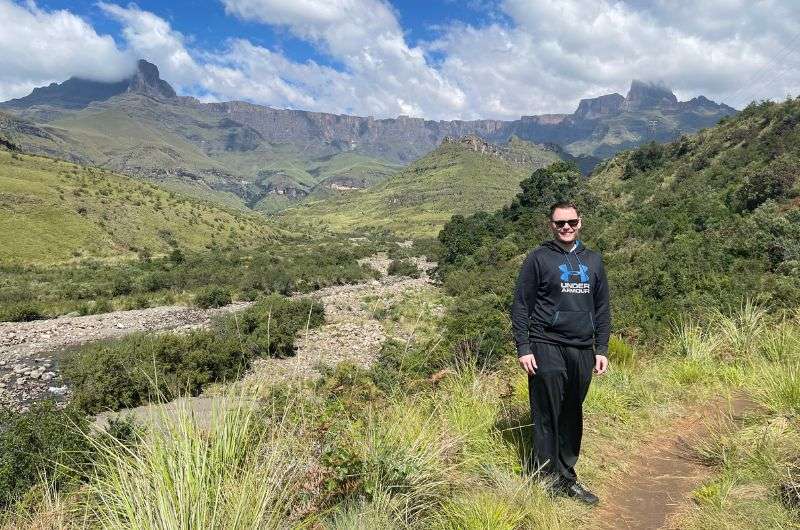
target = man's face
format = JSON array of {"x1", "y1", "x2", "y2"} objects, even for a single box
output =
[{"x1": 549, "y1": 207, "x2": 581, "y2": 245}]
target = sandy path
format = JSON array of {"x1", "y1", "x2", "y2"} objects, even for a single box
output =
[{"x1": 589, "y1": 394, "x2": 756, "y2": 530}]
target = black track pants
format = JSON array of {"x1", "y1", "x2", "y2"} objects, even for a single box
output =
[{"x1": 527, "y1": 342, "x2": 594, "y2": 486}]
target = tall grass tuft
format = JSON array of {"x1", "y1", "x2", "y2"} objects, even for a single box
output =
[
  {"x1": 85, "y1": 396, "x2": 309, "y2": 529},
  {"x1": 758, "y1": 321, "x2": 800, "y2": 362},
  {"x1": 669, "y1": 315, "x2": 718, "y2": 359},
  {"x1": 438, "y1": 365, "x2": 517, "y2": 475},
  {"x1": 606, "y1": 335, "x2": 636, "y2": 369},
  {"x1": 432, "y1": 470, "x2": 565, "y2": 530},
  {"x1": 712, "y1": 299, "x2": 767, "y2": 359},
  {"x1": 351, "y1": 403, "x2": 464, "y2": 524},
  {"x1": 324, "y1": 491, "x2": 398, "y2": 530},
  {"x1": 751, "y1": 361, "x2": 800, "y2": 417}
]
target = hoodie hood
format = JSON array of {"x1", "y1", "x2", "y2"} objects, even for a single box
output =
[{"x1": 542, "y1": 239, "x2": 586, "y2": 254}]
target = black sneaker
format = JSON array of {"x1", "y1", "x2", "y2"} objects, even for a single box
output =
[{"x1": 563, "y1": 482, "x2": 599, "y2": 506}]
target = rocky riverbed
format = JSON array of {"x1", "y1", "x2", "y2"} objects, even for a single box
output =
[
  {"x1": 0, "y1": 254, "x2": 436, "y2": 412},
  {"x1": 0, "y1": 303, "x2": 251, "y2": 411}
]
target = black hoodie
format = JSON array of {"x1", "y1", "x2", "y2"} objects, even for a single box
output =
[{"x1": 511, "y1": 240, "x2": 611, "y2": 357}]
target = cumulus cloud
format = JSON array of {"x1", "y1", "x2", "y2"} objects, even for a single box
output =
[
  {"x1": 222, "y1": 0, "x2": 467, "y2": 117},
  {"x1": 97, "y1": 2, "x2": 202, "y2": 87},
  {"x1": 2, "y1": 0, "x2": 800, "y2": 119},
  {"x1": 0, "y1": 0, "x2": 134, "y2": 101}
]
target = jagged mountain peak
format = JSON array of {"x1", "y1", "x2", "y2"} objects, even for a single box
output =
[
  {"x1": 0, "y1": 59, "x2": 175, "y2": 111},
  {"x1": 625, "y1": 80, "x2": 678, "y2": 108},
  {"x1": 128, "y1": 59, "x2": 176, "y2": 99}
]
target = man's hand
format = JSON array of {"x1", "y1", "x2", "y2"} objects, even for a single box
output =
[
  {"x1": 594, "y1": 354, "x2": 609, "y2": 375},
  {"x1": 519, "y1": 353, "x2": 538, "y2": 375}
]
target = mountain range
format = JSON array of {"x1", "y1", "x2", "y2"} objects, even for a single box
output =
[{"x1": 0, "y1": 60, "x2": 736, "y2": 212}]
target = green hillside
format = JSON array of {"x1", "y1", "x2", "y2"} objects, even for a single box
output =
[
  {"x1": 280, "y1": 137, "x2": 561, "y2": 237},
  {"x1": 0, "y1": 149, "x2": 278, "y2": 264},
  {"x1": 1, "y1": 97, "x2": 402, "y2": 212},
  {"x1": 436, "y1": 97, "x2": 800, "y2": 340}
]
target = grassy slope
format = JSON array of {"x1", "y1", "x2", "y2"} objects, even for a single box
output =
[
  {"x1": 0, "y1": 149, "x2": 277, "y2": 264},
  {"x1": 3, "y1": 98, "x2": 404, "y2": 213},
  {"x1": 280, "y1": 141, "x2": 558, "y2": 237},
  {"x1": 578, "y1": 99, "x2": 800, "y2": 332}
]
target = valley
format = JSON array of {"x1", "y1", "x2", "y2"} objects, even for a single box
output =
[
  {"x1": 1, "y1": 56, "x2": 798, "y2": 530},
  {"x1": 0, "y1": 60, "x2": 735, "y2": 215}
]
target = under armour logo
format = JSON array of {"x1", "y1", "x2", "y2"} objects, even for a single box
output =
[{"x1": 559, "y1": 263, "x2": 589, "y2": 283}]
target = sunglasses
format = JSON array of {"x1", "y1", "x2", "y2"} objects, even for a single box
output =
[{"x1": 551, "y1": 218, "x2": 580, "y2": 228}]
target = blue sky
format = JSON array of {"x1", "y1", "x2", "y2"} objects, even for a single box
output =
[
  {"x1": 35, "y1": 0, "x2": 502, "y2": 70},
  {"x1": 2, "y1": 1, "x2": 800, "y2": 119}
]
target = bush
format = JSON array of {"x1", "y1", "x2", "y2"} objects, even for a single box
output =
[
  {"x1": 0, "y1": 402, "x2": 92, "y2": 509},
  {"x1": 219, "y1": 294, "x2": 324, "y2": 358},
  {"x1": 387, "y1": 259, "x2": 421, "y2": 278},
  {"x1": 443, "y1": 293, "x2": 514, "y2": 367},
  {"x1": 62, "y1": 331, "x2": 247, "y2": 413},
  {"x1": 0, "y1": 302, "x2": 44, "y2": 322},
  {"x1": 77, "y1": 298, "x2": 113, "y2": 316},
  {"x1": 194, "y1": 286, "x2": 232, "y2": 309}
]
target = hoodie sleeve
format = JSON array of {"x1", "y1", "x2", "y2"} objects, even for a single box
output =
[
  {"x1": 511, "y1": 251, "x2": 540, "y2": 357},
  {"x1": 593, "y1": 257, "x2": 611, "y2": 355}
]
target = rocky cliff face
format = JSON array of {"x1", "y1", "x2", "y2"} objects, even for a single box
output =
[
  {"x1": 624, "y1": 80, "x2": 678, "y2": 110},
  {"x1": 1, "y1": 61, "x2": 738, "y2": 162},
  {"x1": 575, "y1": 93, "x2": 625, "y2": 119}
]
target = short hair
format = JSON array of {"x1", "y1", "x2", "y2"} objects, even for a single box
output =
[{"x1": 549, "y1": 201, "x2": 580, "y2": 219}]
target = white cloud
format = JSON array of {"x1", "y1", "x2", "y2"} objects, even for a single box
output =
[
  {"x1": 221, "y1": 0, "x2": 467, "y2": 117},
  {"x1": 2, "y1": 0, "x2": 800, "y2": 119},
  {"x1": 0, "y1": 0, "x2": 134, "y2": 101}
]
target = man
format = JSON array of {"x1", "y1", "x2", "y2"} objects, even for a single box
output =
[{"x1": 510, "y1": 201, "x2": 611, "y2": 505}]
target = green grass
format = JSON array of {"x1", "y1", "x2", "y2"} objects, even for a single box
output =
[
  {"x1": 86, "y1": 394, "x2": 311, "y2": 529},
  {"x1": 280, "y1": 141, "x2": 554, "y2": 237},
  {"x1": 0, "y1": 149, "x2": 277, "y2": 264},
  {"x1": 4, "y1": 309, "x2": 800, "y2": 528}
]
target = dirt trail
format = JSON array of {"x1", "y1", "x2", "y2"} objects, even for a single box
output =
[{"x1": 589, "y1": 394, "x2": 756, "y2": 530}]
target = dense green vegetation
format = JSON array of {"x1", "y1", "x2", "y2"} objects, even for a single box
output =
[
  {"x1": 0, "y1": 402, "x2": 91, "y2": 510},
  {"x1": 0, "y1": 236, "x2": 379, "y2": 322},
  {"x1": 436, "y1": 98, "x2": 800, "y2": 345},
  {"x1": 62, "y1": 294, "x2": 324, "y2": 414}
]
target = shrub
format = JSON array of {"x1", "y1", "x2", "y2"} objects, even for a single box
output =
[
  {"x1": 0, "y1": 302, "x2": 44, "y2": 322},
  {"x1": 194, "y1": 286, "x2": 232, "y2": 309},
  {"x1": 110, "y1": 276, "x2": 133, "y2": 296},
  {"x1": 77, "y1": 298, "x2": 113, "y2": 316},
  {"x1": 0, "y1": 402, "x2": 92, "y2": 509},
  {"x1": 219, "y1": 294, "x2": 324, "y2": 358},
  {"x1": 443, "y1": 293, "x2": 514, "y2": 367},
  {"x1": 62, "y1": 331, "x2": 247, "y2": 413},
  {"x1": 387, "y1": 259, "x2": 421, "y2": 278}
]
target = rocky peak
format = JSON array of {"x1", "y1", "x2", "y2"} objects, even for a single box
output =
[
  {"x1": 574, "y1": 93, "x2": 625, "y2": 120},
  {"x1": 440, "y1": 134, "x2": 552, "y2": 168},
  {"x1": 127, "y1": 60, "x2": 177, "y2": 99},
  {"x1": 442, "y1": 134, "x2": 501, "y2": 155},
  {"x1": 625, "y1": 80, "x2": 678, "y2": 109},
  {"x1": 0, "y1": 59, "x2": 175, "y2": 111}
]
